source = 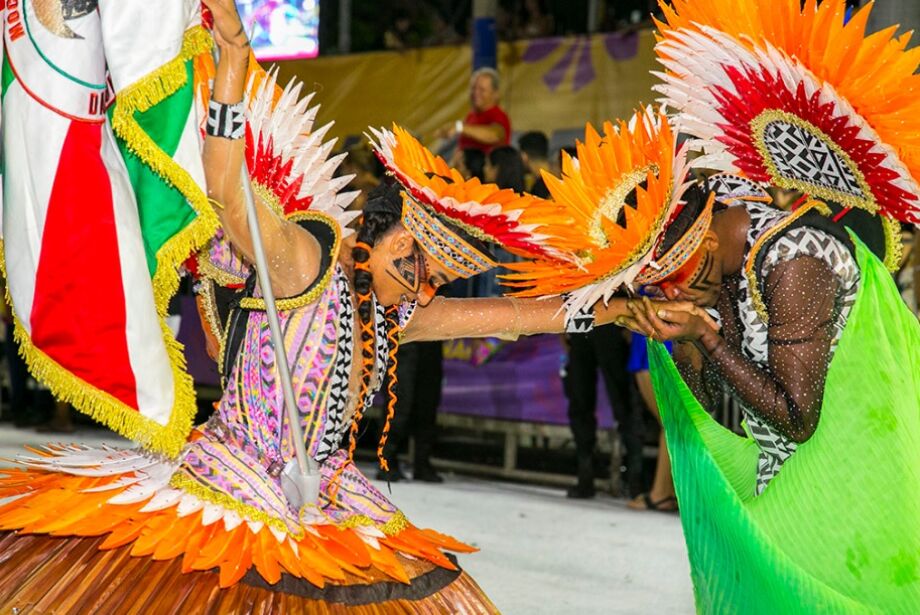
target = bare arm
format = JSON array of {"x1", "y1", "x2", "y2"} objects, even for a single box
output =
[
  {"x1": 202, "y1": 0, "x2": 321, "y2": 298},
  {"x1": 400, "y1": 295, "x2": 630, "y2": 343}
]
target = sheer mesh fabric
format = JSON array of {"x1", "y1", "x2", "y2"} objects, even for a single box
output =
[{"x1": 709, "y1": 256, "x2": 839, "y2": 443}]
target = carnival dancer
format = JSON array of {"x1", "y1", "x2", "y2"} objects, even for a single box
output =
[
  {"x1": 0, "y1": 2, "x2": 635, "y2": 611},
  {"x1": 510, "y1": 1, "x2": 920, "y2": 611}
]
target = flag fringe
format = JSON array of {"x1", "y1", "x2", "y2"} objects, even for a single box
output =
[
  {"x1": 0, "y1": 241, "x2": 192, "y2": 457},
  {"x1": 110, "y1": 25, "x2": 218, "y2": 318}
]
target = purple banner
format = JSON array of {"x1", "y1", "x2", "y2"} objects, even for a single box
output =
[{"x1": 440, "y1": 335, "x2": 615, "y2": 429}]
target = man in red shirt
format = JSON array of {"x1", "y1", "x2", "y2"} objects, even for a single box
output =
[{"x1": 441, "y1": 67, "x2": 511, "y2": 154}]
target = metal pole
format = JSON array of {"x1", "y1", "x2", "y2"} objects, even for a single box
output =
[
  {"x1": 338, "y1": 0, "x2": 351, "y2": 54},
  {"x1": 238, "y1": 169, "x2": 320, "y2": 509}
]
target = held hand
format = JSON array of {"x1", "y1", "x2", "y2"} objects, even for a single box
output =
[
  {"x1": 627, "y1": 297, "x2": 718, "y2": 342},
  {"x1": 201, "y1": 0, "x2": 248, "y2": 49}
]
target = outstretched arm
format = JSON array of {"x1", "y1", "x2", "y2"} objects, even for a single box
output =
[
  {"x1": 202, "y1": 0, "x2": 321, "y2": 298},
  {"x1": 400, "y1": 295, "x2": 631, "y2": 343}
]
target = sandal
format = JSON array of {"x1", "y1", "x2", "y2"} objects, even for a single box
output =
[{"x1": 627, "y1": 493, "x2": 679, "y2": 513}]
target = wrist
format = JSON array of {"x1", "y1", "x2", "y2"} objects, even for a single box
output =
[
  {"x1": 219, "y1": 40, "x2": 251, "y2": 61},
  {"x1": 698, "y1": 329, "x2": 723, "y2": 355}
]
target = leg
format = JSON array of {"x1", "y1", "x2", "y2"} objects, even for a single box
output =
[
  {"x1": 593, "y1": 324, "x2": 645, "y2": 497},
  {"x1": 564, "y1": 332, "x2": 599, "y2": 498},
  {"x1": 411, "y1": 341, "x2": 443, "y2": 483},
  {"x1": 628, "y1": 369, "x2": 677, "y2": 511}
]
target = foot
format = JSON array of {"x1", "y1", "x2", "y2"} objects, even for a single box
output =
[
  {"x1": 627, "y1": 492, "x2": 678, "y2": 512},
  {"x1": 412, "y1": 464, "x2": 444, "y2": 483},
  {"x1": 566, "y1": 482, "x2": 596, "y2": 499},
  {"x1": 375, "y1": 467, "x2": 407, "y2": 482}
]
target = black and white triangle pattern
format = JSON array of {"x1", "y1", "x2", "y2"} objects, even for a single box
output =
[
  {"x1": 733, "y1": 202, "x2": 859, "y2": 495},
  {"x1": 708, "y1": 172, "x2": 769, "y2": 204},
  {"x1": 565, "y1": 303, "x2": 596, "y2": 334},
  {"x1": 762, "y1": 120, "x2": 865, "y2": 198},
  {"x1": 316, "y1": 267, "x2": 354, "y2": 461}
]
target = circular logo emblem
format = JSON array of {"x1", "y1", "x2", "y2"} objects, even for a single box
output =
[{"x1": 5, "y1": 0, "x2": 109, "y2": 121}]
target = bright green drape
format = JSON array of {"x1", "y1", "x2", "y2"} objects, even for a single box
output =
[{"x1": 650, "y1": 235, "x2": 920, "y2": 614}]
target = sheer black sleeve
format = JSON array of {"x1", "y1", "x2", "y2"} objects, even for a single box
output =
[{"x1": 703, "y1": 256, "x2": 839, "y2": 443}]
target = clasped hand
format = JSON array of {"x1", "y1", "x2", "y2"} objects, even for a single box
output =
[{"x1": 618, "y1": 297, "x2": 719, "y2": 342}]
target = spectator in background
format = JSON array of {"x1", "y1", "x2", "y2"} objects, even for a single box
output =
[
  {"x1": 476, "y1": 146, "x2": 526, "y2": 297},
  {"x1": 518, "y1": 131, "x2": 551, "y2": 198},
  {"x1": 440, "y1": 68, "x2": 511, "y2": 155},
  {"x1": 484, "y1": 146, "x2": 526, "y2": 193},
  {"x1": 377, "y1": 340, "x2": 444, "y2": 483},
  {"x1": 626, "y1": 333, "x2": 677, "y2": 511},
  {"x1": 518, "y1": 0, "x2": 554, "y2": 38},
  {"x1": 458, "y1": 148, "x2": 486, "y2": 182},
  {"x1": 424, "y1": 9, "x2": 462, "y2": 47},
  {"x1": 563, "y1": 323, "x2": 644, "y2": 499},
  {"x1": 384, "y1": 10, "x2": 419, "y2": 50}
]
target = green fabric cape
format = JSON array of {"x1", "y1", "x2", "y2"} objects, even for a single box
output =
[{"x1": 650, "y1": 236, "x2": 920, "y2": 614}]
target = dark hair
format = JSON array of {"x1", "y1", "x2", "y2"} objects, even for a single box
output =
[
  {"x1": 518, "y1": 131, "x2": 549, "y2": 160},
  {"x1": 462, "y1": 148, "x2": 486, "y2": 181},
  {"x1": 331, "y1": 182, "x2": 403, "y2": 495},
  {"x1": 488, "y1": 146, "x2": 526, "y2": 192},
  {"x1": 658, "y1": 182, "x2": 713, "y2": 254}
]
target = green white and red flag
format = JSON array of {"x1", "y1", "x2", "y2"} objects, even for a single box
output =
[{"x1": 1, "y1": 1, "x2": 215, "y2": 456}]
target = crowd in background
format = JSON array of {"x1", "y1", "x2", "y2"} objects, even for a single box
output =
[{"x1": 319, "y1": 0, "x2": 670, "y2": 55}]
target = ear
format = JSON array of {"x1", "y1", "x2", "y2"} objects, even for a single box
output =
[
  {"x1": 387, "y1": 226, "x2": 416, "y2": 258},
  {"x1": 701, "y1": 229, "x2": 719, "y2": 254}
]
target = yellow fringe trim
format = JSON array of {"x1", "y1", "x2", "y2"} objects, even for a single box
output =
[
  {"x1": 110, "y1": 25, "x2": 218, "y2": 320},
  {"x1": 6, "y1": 314, "x2": 195, "y2": 458},
  {"x1": 196, "y1": 279, "x2": 226, "y2": 362},
  {"x1": 335, "y1": 510, "x2": 409, "y2": 536},
  {"x1": 0, "y1": 27, "x2": 217, "y2": 459},
  {"x1": 881, "y1": 215, "x2": 903, "y2": 273},
  {"x1": 743, "y1": 199, "x2": 831, "y2": 324},
  {"x1": 169, "y1": 472, "x2": 305, "y2": 540}
]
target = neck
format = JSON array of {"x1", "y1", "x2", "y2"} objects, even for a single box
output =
[{"x1": 712, "y1": 207, "x2": 750, "y2": 277}]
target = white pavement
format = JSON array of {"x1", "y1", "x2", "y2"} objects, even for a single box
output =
[{"x1": 0, "y1": 425, "x2": 694, "y2": 614}]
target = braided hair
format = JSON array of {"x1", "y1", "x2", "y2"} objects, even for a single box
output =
[{"x1": 329, "y1": 183, "x2": 404, "y2": 500}]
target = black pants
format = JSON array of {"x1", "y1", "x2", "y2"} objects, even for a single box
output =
[
  {"x1": 563, "y1": 324, "x2": 644, "y2": 495},
  {"x1": 381, "y1": 341, "x2": 442, "y2": 468}
]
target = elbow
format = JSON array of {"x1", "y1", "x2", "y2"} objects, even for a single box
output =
[{"x1": 786, "y1": 414, "x2": 819, "y2": 444}]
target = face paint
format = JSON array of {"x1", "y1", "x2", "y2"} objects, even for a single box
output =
[
  {"x1": 656, "y1": 244, "x2": 720, "y2": 303},
  {"x1": 386, "y1": 244, "x2": 424, "y2": 293}
]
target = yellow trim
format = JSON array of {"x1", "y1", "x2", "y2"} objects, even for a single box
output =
[
  {"x1": 110, "y1": 25, "x2": 219, "y2": 319},
  {"x1": 197, "y1": 279, "x2": 226, "y2": 362},
  {"x1": 196, "y1": 251, "x2": 248, "y2": 287},
  {"x1": 169, "y1": 472, "x2": 305, "y2": 540},
  {"x1": 743, "y1": 200, "x2": 829, "y2": 323},
  {"x1": 238, "y1": 212, "x2": 342, "y2": 311},
  {"x1": 750, "y1": 110, "x2": 877, "y2": 215},
  {"x1": 336, "y1": 510, "x2": 409, "y2": 536},
  {"x1": 0, "y1": 251, "x2": 196, "y2": 459},
  {"x1": 0, "y1": 27, "x2": 216, "y2": 458},
  {"x1": 590, "y1": 165, "x2": 657, "y2": 249},
  {"x1": 252, "y1": 182, "x2": 285, "y2": 218},
  {"x1": 881, "y1": 215, "x2": 903, "y2": 273}
]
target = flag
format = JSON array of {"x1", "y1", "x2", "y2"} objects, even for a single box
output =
[{"x1": 1, "y1": 1, "x2": 215, "y2": 457}]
